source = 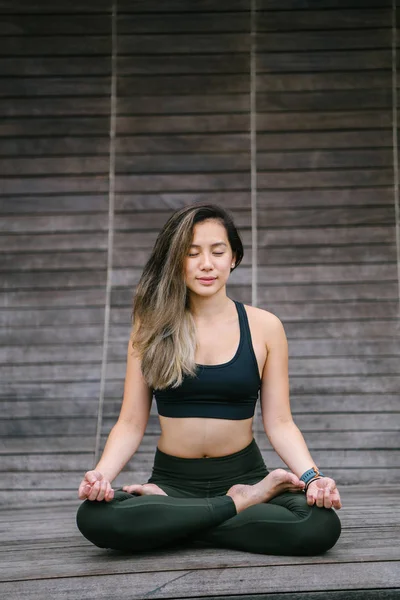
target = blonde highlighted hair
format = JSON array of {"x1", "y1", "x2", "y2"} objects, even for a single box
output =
[{"x1": 131, "y1": 204, "x2": 243, "y2": 390}]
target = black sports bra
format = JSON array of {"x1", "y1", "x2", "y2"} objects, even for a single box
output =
[{"x1": 153, "y1": 300, "x2": 262, "y2": 420}]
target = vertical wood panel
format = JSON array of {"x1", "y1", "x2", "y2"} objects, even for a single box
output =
[
  {"x1": 254, "y1": 1, "x2": 399, "y2": 483},
  {"x1": 100, "y1": 1, "x2": 252, "y2": 472},
  {"x1": 0, "y1": 0, "x2": 112, "y2": 503}
]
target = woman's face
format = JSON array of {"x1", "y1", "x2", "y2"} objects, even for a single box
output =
[{"x1": 184, "y1": 219, "x2": 235, "y2": 297}]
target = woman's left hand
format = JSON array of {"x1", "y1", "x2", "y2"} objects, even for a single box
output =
[{"x1": 306, "y1": 477, "x2": 342, "y2": 510}]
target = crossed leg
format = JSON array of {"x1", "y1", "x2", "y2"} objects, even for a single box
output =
[{"x1": 77, "y1": 470, "x2": 341, "y2": 555}]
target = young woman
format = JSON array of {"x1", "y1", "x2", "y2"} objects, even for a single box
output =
[{"x1": 76, "y1": 203, "x2": 342, "y2": 556}]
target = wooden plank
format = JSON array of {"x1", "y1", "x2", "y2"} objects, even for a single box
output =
[
  {"x1": 257, "y1": 72, "x2": 391, "y2": 92},
  {"x1": 2, "y1": 270, "x2": 108, "y2": 290},
  {"x1": 257, "y1": 149, "x2": 392, "y2": 170},
  {"x1": 257, "y1": 246, "x2": 397, "y2": 266},
  {"x1": 0, "y1": 14, "x2": 110, "y2": 35},
  {"x1": 258, "y1": 130, "x2": 392, "y2": 150},
  {"x1": 118, "y1": 54, "x2": 249, "y2": 75},
  {"x1": 119, "y1": 33, "x2": 251, "y2": 54},
  {"x1": 118, "y1": 0, "x2": 251, "y2": 11},
  {"x1": 1, "y1": 526, "x2": 399, "y2": 583},
  {"x1": 258, "y1": 9, "x2": 390, "y2": 31},
  {"x1": 258, "y1": 90, "x2": 392, "y2": 111},
  {"x1": 0, "y1": 345, "x2": 103, "y2": 363},
  {"x1": 0, "y1": 98, "x2": 111, "y2": 118},
  {"x1": 117, "y1": 114, "x2": 250, "y2": 135},
  {"x1": 116, "y1": 153, "x2": 250, "y2": 173},
  {"x1": 0, "y1": 289, "x2": 107, "y2": 309},
  {"x1": 0, "y1": 436, "x2": 93, "y2": 453},
  {"x1": 257, "y1": 28, "x2": 391, "y2": 51},
  {"x1": 116, "y1": 133, "x2": 250, "y2": 154},
  {"x1": 0, "y1": 380, "x2": 107, "y2": 399},
  {"x1": 0, "y1": 308, "x2": 105, "y2": 329},
  {"x1": 0, "y1": 214, "x2": 108, "y2": 234},
  {"x1": 0, "y1": 78, "x2": 110, "y2": 97},
  {"x1": 253, "y1": 265, "x2": 397, "y2": 285},
  {"x1": 0, "y1": 419, "x2": 98, "y2": 436},
  {"x1": 0, "y1": 35, "x2": 110, "y2": 55},
  {"x1": 0, "y1": 562, "x2": 398, "y2": 598},
  {"x1": 0, "y1": 137, "x2": 109, "y2": 157},
  {"x1": 0, "y1": 157, "x2": 110, "y2": 176},
  {"x1": 1, "y1": 175, "x2": 109, "y2": 195},
  {"x1": 0, "y1": 399, "x2": 100, "y2": 420},
  {"x1": 258, "y1": 111, "x2": 391, "y2": 131},
  {"x1": 262, "y1": 0, "x2": 390, "y2": 8},
  {"x1": 0, "y1": 233, "x2": 108, "y2": 252},
  {"x1": 1, "y1": 252, "x2": 107, "y2": 271},
  {"x1": 118, "y1": 94, "x2": 250, "y2": 115},
  {"x1": 0, "y1": 326, "x2": 104, "y2": 345},
  {"x1": 0, "y1": 57, "x2": 111, "y2": 76},
  {"x1": 0, "y1": 0, "x2": 111, "y2": 12},
  {"x1": 118, "y1": 75, "x2": 249, "y2": 95},
  {"x1": 257, "y1": 50, "x2": 390, "y2": 72},
  {"x1": 0, "y1": 195, "x2": 109, "y2": 214},
  {"x1": 117, "y1": 13, "x2": 250, "y2": 34}
]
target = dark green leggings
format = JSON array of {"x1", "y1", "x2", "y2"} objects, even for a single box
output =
[{"x1": 76, "y1": 439, "x2": 341, "y2": 556}]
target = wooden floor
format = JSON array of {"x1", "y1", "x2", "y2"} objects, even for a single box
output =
[{"x1": 1, "y1": 485, "x2": 399, "y2": 600}]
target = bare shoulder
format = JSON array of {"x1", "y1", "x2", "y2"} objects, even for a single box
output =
[{"x1": 243, "y1": 304, "x2": 286, "y2": 351}]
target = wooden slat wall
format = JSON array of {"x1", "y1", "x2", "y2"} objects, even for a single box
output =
[
  {"x1": 252, "y1": 0, "x2": 400, "y2": 485},
  {"x1": 1, "y1": 0, "x2": 399, "y2": 505},
  {"x1": 0, "y1": 0, "x2": 112, "y2": 503}
]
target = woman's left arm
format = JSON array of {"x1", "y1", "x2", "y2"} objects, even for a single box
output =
[{"x1": 260, "y1": 312, "x2": 342, "y2": 510}]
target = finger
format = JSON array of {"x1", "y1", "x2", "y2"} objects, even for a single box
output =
[
  {"x1": 122, "y1": 484, "x2": 144, "y2": 495},
  {"x1": 105, "y1": 486, "x2": 115, "y2": 502},
  {"x1": 324, "y1": 486, "x2": 333, "y2": 509},
  {"x1": 96, "y1": 479, "x2": 108, "y2": 502},
  {"x1": 306, "y1": 489, "x2": 316, "y2": 505},
  {"x1": 287, "y1": 473, "x2": 305, "y2": 488},
  {"x1": 316, "y1": 488, "x2": 324, "y2": 508},
  {"x1": 78, "y1": 483, "x2": 91, "y2": 500},
  {"x1": 88, "y1": 480, "x2": 101, "y2": 501},
  {"x1": 332, "y1": 492, "x2": 342, "y2": 510}
]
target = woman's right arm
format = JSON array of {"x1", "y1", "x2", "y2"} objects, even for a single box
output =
[{"x1": 78, "y1": 338, "x2": 153, "y2": 501}]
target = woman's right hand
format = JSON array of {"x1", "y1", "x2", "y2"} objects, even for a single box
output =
[{"x1": 78, "y1": 470, "x2": 114, "y2": 502}]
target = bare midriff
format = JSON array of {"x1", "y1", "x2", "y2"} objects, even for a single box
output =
[{"x1": 157, "y1": 415, "x2": 254, "y2": 458}]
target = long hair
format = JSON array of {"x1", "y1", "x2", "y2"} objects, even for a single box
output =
[{"x1": 131, "y1": 203, "x2": 244, "y2": 390}]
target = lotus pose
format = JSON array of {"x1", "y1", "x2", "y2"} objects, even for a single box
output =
[{"x1": 76, "y1": 204, "x2": 341, "y2": 555}]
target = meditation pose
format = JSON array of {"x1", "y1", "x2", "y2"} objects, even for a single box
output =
[{"x1": 76, "y1": 203, "x2": 342, "y2": 555}]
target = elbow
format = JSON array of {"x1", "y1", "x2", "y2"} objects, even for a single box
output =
[{"x1": 264, "y1": 417, "x2": 296, "y2": 440}]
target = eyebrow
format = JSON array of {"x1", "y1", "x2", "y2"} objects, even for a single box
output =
[{"x1": 190, "y1": 242, "x2": 227, "y2": 248}]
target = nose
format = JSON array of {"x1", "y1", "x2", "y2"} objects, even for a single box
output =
[{"x1": 200, "y1": 253, "x2": 213, "y2": 270}]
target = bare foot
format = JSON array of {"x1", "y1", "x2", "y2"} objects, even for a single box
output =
[
  {"x1": 226, "y1": 469, "x2": 305, "y2": 513},
  {"x1": 122, "y1": 483, "x2": 167, "y2": 496}
]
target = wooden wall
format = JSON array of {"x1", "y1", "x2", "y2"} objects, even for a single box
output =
[{"x1": 1, "y1": 0, "x2": 399, "y2": 506}]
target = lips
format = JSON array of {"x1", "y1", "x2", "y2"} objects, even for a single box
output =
[{"x1": 197, "y1": 277, "x2": 216, "y2": 281}]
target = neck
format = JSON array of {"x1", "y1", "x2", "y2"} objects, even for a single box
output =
[{"x1": 188, "y1": 290, "x2": 235, "y2": 322}]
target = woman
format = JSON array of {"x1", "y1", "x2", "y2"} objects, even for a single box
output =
[{"x1": 76, "y1": 203, "x2": 342, "y2": 556}]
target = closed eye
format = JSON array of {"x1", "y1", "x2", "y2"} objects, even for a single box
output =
[{"x1": 188, "y1": 252, "x2": 225, "y2": 257}]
